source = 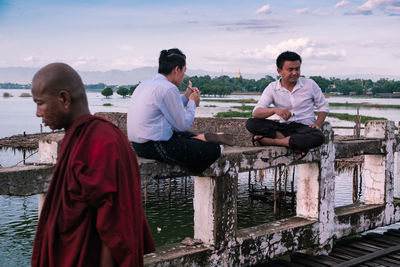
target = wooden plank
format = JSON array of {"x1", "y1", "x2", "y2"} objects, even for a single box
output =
[
  {"x1": 293, "y1": 253, "x2": 336, "y2": 266},
  {"x1": 348, "y1": 242, "x2": 381, "y2": 252},
  {"x1": 379, "y1": 256, "x2": 400, "y2": 265},
  {"x1": 370, "y1": 258, "x2": 399, "y2": 267},
  {"x1": 335, "y1": 247, "x2": 368, "y2": 257},
  {"x1": 329, "y1": 252, "x2": 354, "y2": 261},
  {"x1": 291, "y1": 258, "x2": 327, "y2": 267},
  {"x1": 363, "y1": 236, "x2": 396, "y2": 247},
  {"x1": 333, "y1": 244, "x2": 400, "y2": 267},
  {"x1": 275, "y1": 259, "x2": 306, "y2": 267}
]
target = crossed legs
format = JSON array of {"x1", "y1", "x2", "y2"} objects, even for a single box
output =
[{"x1": 246, "y1": 118, "x2": 325, "y2": 159}]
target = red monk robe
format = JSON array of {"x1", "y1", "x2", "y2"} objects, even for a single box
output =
[{"x1": 31, "y1": 115, "x2": 155, "y2": 267}]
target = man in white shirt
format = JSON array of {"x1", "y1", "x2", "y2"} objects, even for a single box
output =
[
  {"x1": 246, "y1": 51, "x2": 329, "y2": 159},
  {"x1": 127, "y1": 48, "x2": 234, "y2": 173}
]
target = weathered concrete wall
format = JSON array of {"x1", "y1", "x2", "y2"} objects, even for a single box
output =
[
  {"x1": 96, "y1": 112, "x2": 253, "y2": 147},
  {"x1": 2, "y1": 114, "x2": 400, "y2": 266}
]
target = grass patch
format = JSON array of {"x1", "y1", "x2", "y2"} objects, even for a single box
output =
[
  {"x1": 203, "y1": 105, "x2": 217, "y2": 107},
  {"x1": 203, "y1": 98, "x2": 257, "y2": 104},
  {"x1": 328, "y1": 112, "x2": 387, "y2": 123},
  {"x1": 231, "y1": 105, "x2": 254, "y2": 111},
  {"x1": 330, "y1": 102, "x2": 400, "y2": 109},
  {"x1": 103, "y1": 103, "x2": 113, "y2": 106},
  {"x1": 214, "y1": 110, "x2": 252, "y2": 118}
]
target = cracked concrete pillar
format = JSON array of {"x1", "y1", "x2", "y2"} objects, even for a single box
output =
[
  {"x1": 297, "y1": 163, "x2": 320, "y2": 219},
  {"x1": 297, "y1": 122, "x2": 335, "y2": 254},
  {"x1": 193, "y1": 173, "x2": 237, "y2": 249},
  {"x1": 37, "y1": 133, "x2": 64, "y2": 216},
  {"x1": 38, "y1": 133, "x2": 64, "y2": 164},
  {"x1": 364, "y1": 120, "x2": 395, "y2": 225}
]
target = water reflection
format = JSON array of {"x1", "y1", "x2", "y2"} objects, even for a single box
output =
[{"x1": 0, "y1": 195, "x2": 38, "y2": 267}]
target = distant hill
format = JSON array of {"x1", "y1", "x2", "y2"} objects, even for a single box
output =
[
  {"x1": 0, "y1": 66, "x2": 398, "y2": 84},
  {"x1": 0, "y1": 66, "x2": 269, "y2": 84}
]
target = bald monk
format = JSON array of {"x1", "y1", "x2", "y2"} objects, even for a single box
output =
[{"x1": 30, "y1": 63, "x2": 155, "y2": 267}]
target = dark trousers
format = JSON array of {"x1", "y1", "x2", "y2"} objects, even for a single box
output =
[
  {"x1": 131, "y1": 131, "x2": 221, "y2": 174},
  {"x1": 246, "y1": 118, "x2": 325, "y2": 152}
]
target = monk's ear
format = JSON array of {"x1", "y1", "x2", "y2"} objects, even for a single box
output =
[{"x1": 58, "y1": 90, "x2": 71, "y2": 109}]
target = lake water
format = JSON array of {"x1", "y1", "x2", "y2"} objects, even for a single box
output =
[{"x1": 1, "y1": 89, "x2": 400, "y2": 266}]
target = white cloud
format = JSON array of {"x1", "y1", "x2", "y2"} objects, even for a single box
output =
[
  {"x1": 335, "y1": 0, "x2": 351, "y2": 8},
  {"x1": 72, "y1": 56, "x2": 97, "y2": 67},
  {"x1": 355, "y1": 0, "x2": 400, "y2": 15},
  {"x1": 295, "y1": 8, "x2": 310, "y2": 14},
  {"x1": 228, "y1": 38, "x2": 346, "y2": 62},
  {"x1": 255, "y1": 4, "x2": 271, "y2": 15}
]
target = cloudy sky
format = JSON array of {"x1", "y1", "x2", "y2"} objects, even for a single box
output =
[{"x1": 0, "y1": 0, "x2": 399, "y2": 78}]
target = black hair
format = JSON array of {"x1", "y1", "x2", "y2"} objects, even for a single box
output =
[
  {"x1": 158, "y1": 48, "x2": 186, "y2": 75},
  {"x1": 276, "y1": 51, "x2": 302, "y2": 69}
]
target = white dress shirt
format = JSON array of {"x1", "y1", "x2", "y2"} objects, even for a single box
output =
[
  {"x1": 127, "y1": 74, "x2": 196, "y2": 143},
  {"x1": 253, "y1": 77, "x2": 329, "y2": 125}
]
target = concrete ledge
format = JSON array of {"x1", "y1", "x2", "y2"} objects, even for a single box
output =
[
  {"x1": 334, "y1": 138, "x2": 384, "y2": 158},
  {"x1": 0, "y1": 164, "x2": 53, "y2": 196},
  {"x1": 144, "y1": 243, "x2": 210, "y2": 266},
  {"x1": 0, "y1": 139, "x2": 392, "y2": 195},
  {"x1": 335, "y1": 203, "x2": 386, "y2": 239},
  {"x1": 236, "y1": 217, "x2": 317, "y2": 265}
]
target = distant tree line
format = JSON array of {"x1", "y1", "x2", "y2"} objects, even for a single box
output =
[
  {"x1": 309, "y1": 76, "x2": 400, "y2": 95},
  {"x1": 101, "y1": 83, "x2": 139, "y2": 98},
  {"x1": 179, "y1": 75, "x2": 276, "y2": 96},
  {"x1": 3, "y1": 76, "x2": 400, "y2": 97},
  {"x1": 0, "y1": 83, "x2": 30, "y2": 89}
]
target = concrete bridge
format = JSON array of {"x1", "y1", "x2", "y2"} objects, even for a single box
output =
[{"x1": 1, "y1": 114, "x2": 400, "y2": 266}]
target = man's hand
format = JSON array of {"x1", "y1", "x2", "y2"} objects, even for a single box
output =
[
  {"x1": 184, "y1": 81, "x2": 199, "y2": 100},
  {"x1": 274, "y1": 108, "x2": 292, "y2": 121},
  {"x1": 309, "y1": 123, "x2": 321, "y2": 130},
  {"x1": 189, "y1": 90, "x2": 200, "y2": 107}
]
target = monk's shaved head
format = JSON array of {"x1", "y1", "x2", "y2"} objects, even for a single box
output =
[
  {"x1": 32, "y1": 63, "x2": 87, "y2": 105},
  {"x1": 31, "y1": 63, "x2": 90, "y2": 130}
]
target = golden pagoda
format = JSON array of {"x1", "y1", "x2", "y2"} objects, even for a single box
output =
[{"x1": 237, "y1": 70, "x2": 242, "y2": 78}]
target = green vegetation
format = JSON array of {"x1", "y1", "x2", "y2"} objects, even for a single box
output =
[
  {"x1": 116, "y1": 86, "x2": 129, "y2": 98},
  {"x1": 204, "y1": 105, "x2": 217, "y2": 107},
  {"x1": 0, "y1": 83, "x2": 29, "y2": 89},
  {"x1": 203, "y1": 98, "x2": 257, "y2": 104},
  {"x1": 329, "y1": 102, "x2": 400, "y2": 109},
  {"x1": 179, "y1": 75, "x2": 276, "y2": 96},
  {"x1": 231, "y1": 105, "x2": 255, "y2": 111},
  {"x1": 214, "y1": 110, "x2": 252, "y2": 118},
  {"x1": 328, "y1": 112, "x2": 387, "y2": 123},
  {"x1": 1, "y1": 75, "x2": 399, "y2": 97},
  {"x1": 85, "y1": 83, "x2": 106, "y2": 90},
  {"x1": 103, "y1": 103, "x2": 112, "y2": 106},
  {"x1": 3, "y1": 92, "x2": 13, "y2": 97},
  {"x1": 214, "y1": 109, "x2": 386, "y2": 123},
  {"x1": 101, "y1": 87, "x2": 113, "y2": 98},
  {"x1": 129, "y1": 83, "x2": 139, "y2": 95}
]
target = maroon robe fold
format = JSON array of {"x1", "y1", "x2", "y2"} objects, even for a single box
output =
[{"x1": 32, "y1": 114, "x2": 155, "y2": 267}]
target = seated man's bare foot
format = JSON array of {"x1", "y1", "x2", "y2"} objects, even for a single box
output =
[
  {"x1": 295, "y1": 150, "x2": 309, "y2": 160},
  {"x1": 252, "y1": 135, "x2": 265, "y2": 146},
  {"x1": 204, "y1": 133, "x2": 235, "y2": 146}
]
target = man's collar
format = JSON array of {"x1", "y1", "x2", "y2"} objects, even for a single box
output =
[{"x1": 275, "y1": 77, "x2": 304, "y2": 92}]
